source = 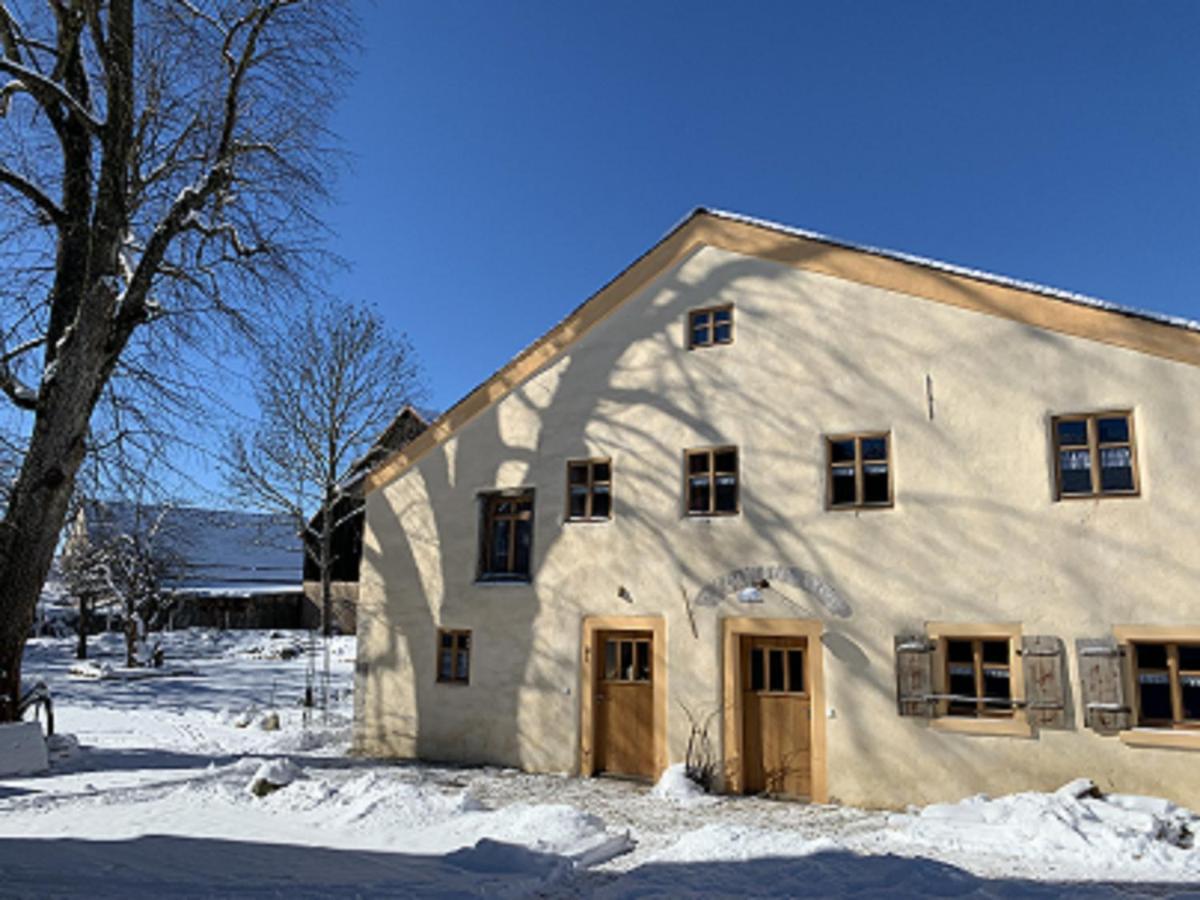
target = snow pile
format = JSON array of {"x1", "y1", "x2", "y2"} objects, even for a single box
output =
[
  {"x1": 895, "y1": 778, "x2": 1200, "y2": 878},
  {"x1": 651, "y1": 763, "x2": 717, "y2": 806},
  {"x1": 246, "y1": 757, "x2": 302, "y2": 796},
  {"x1": 68, "y1": 660, "x2": 113, "y2": 680}
]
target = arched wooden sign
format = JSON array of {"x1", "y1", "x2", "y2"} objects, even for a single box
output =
[{"x1": 692, "y1": 565, "x2": 850, "y2": 618}]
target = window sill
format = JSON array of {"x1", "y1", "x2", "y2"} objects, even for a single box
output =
[
  {"x1": 473, "y1": 576, "x2": 532, "y2": 587},
  {"x1": 1119, "y1": 729, "x2": 1200, "y2": 751},
  {"x1": 931, "y1": 716, "x2": 1033, "y2": 739}
]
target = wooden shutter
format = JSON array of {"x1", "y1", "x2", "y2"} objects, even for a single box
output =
[
  {"x1": 1021, "y1": 635, "x2": 1068, "y2": 729},
  {"x1": 1076, "y1": 638, "x2": 1131, "y2": 734},
  {"x1": 894, "y1": 635, "x2": 935, "y2": 717}
]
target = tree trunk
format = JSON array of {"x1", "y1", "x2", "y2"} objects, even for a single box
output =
[
  {"x1": 0, "y1": 302, "x2": 115, "y2": 719},
  {"x1": 76, "y1": 596, "x2": 90, "y2": 661},
  {"x1": 320, "y1": 495, "x2": 334, "y2": 639},
  {"x1": 0, "y1": 427, "x2": 87, "y2": 718}
]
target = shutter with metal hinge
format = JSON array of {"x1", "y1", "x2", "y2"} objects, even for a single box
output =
[
  {"x1": 895, "y1": 634, "x2": 935, "y2": 717},
  {"x1": 1076, "y1": 638, "x2": 1132, "y2": 734},
  {"x1": 1021, "y1": 635, "x2": 1068, "y2": 729}
]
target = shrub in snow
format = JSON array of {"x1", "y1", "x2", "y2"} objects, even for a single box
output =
[
  {"x1": 259, "y1": 711, "x2": 280, "y2": 732},
  {"x1": 246, "y1": 758, "x2": 302, "y2": 797}
]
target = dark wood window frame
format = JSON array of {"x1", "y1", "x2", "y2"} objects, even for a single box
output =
[
  {"x1": 941, "y1": 636, "x2": 1015, "y2": 719},
  {"x1": 825, "y1": 432, "x2": 893, "y2": 510},
  {"x1": 684, "y1": 446, "x2": 740, "y2": 516},
  {"x1": 1051, "y1": 410, "x2": 1139, "y2": 500},
  {"x1": 565, "y1": 458, "x2": 613, "y2": 522},
  {"x1": 436, "y1": 629, "x2": 471, "y2": 684},
  {"x1": 477, "y1": 489, "x2": 535, "y2": 582},
  {"x1": 1131, "y1": 641, "x2": 1200, "y2": 729},
  {"x1": 688, "y1": 305, "x2": 734, "y2": 349}
]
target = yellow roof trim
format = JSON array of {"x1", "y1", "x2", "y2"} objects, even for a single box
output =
[{"x1": 365, "y1": 209, "x2": 1200, "y2": 494}]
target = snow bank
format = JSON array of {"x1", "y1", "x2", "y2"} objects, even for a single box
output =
[
  {"x1": 246, "y1": 757, "x2": 302, "y2": 796},
  {"x1": 651, "y1": 763, "x2": 717, "y2": 806},
  {"x1": 895, "y1": 778, "x2": 1200, "y2": 878}
]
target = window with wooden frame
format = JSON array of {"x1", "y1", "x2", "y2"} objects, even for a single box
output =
[
  {"x1": 602, "y1": 634, "x2": 652, "y2": 683},
  {"x1": 566, "y1": 459, "x2": 612, "y2": 522},
  {"x1": 826, "y1": 433, "x2": 891, "y2": 509},
  {"x1": 747, "y1": 639, "x2": 806, "y2": 695},
  {"x1": 1131, "y1": 642, "x2": 1200, "y2": 729},
  {"x1": 477, "y1": 490, "x2": 534, "y2": 581},
  {"x1": 685, "y1": 447, "x2": 739, "y2": 516},
  {"x1": 942, "y1": 637, "x2": 1015, "y2": 718},
  {"x1": 437, "y1": 630, "x2": 470, "y2": 684},
  {"x1": 688, "y1": 305, "x2": 733, "y2": 349},
  {"x1": 1052, "y1": 411, "x2": 1138, "y2": 499}
]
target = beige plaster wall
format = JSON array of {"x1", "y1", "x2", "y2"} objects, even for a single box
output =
[{"x1": 355, "y1": 245, "x2": 1200, "y2": 809}]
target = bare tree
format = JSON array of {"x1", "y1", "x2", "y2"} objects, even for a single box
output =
[
  {"x1": 60, "y1": 501, "x2": 179, "y2": 667},
  {"x1": 225, "y1": 297, "x2": 421, "y2": 646},
  {"x1": 0, "y1": 0, "x2": 352, "y2": 719}
]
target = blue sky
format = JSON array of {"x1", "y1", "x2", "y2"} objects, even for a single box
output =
[{"x1": 325, "y1": 1, "x2": 1199, "y2": 416}]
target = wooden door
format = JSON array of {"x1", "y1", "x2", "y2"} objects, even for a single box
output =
[
  {"x1": 594, "y1": 630, "x2": 655, "y2": 779},
  {"x1": 741, "y1": 635, "x2": 812, "y2": 798}
]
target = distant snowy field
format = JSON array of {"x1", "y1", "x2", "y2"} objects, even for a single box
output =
[{"x1": 2, "y1": 630, "x2": 1199, "y2": 897}]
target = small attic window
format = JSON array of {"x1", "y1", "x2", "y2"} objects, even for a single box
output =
[{"x1": 688, "y1": 306, "x2": 733, "y2": 349}]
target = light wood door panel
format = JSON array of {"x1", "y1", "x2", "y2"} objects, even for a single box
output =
[
  {"x1": 594, "y1": 630, "x2": 655, "y2": 779},
  {"x1": 742, "y1": 635, "x2": 812, "y2": 798}
]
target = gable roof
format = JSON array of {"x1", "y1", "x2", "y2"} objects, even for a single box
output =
[
  {"x1": 365, "y1": 208, "x2": 1200, "y2": 494},
  {"x1": 76, "y1": 500, "x2": 302, "y2": 596}
]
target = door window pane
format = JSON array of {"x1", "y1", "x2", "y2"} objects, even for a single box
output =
[
  {"x1": 750, "y1": 648, "x2": 764, "y2": 691},
  {"x1": 620, "y1": 641, "x2": 634, "y2": 681},
  {"x1": 635, "y1": 641, "x2": 650, "y2": 682},
  {"x1": 605, "y1": 639, "x2": 618, "y2": 680},
  {"x1": 787, "y1": 649, "x2": 804, "y2": 693},
  {"x1": 768, "y1": 649, "x2": 785, "y2": 692}
]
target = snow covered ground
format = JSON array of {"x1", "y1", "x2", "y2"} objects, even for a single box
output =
[{"x1": 2, "y1": 630, "x2": 1199, "y2": 897}]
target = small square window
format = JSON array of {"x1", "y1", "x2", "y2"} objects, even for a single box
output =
[
  {"x1": 688, "y1": 306, "x2": 734, "y2": 349},
  {"x1": 1051, "y1": 411, "x2": 1138, "y2": 499},
  {"x1": 684, "y1": 447, "x2": 739, "y2": 516},
  {"x1": 826, "y1": 433, "x2": 892, "y2": 509},
  {"x1": 437, "y1": 630, "x2": 471, "y2": 684},
  {"x1": 940, "y1": 635, "x2": 1016, "y2": 719},
  {"x1": 565, "y1": 459, "x2": 613, "y2": 522}
]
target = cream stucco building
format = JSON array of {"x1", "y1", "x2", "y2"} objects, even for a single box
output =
[{"x1": 354, "y1": 209, "x2": 1200, "y2": 809}]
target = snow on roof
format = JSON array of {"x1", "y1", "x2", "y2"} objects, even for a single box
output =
[
  {"x1": 702, "y1": 208, "x2": 1200, "y2": 335},
  {"x1": 79, "y1": 501, "x2": 301, "y2": 594}
]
